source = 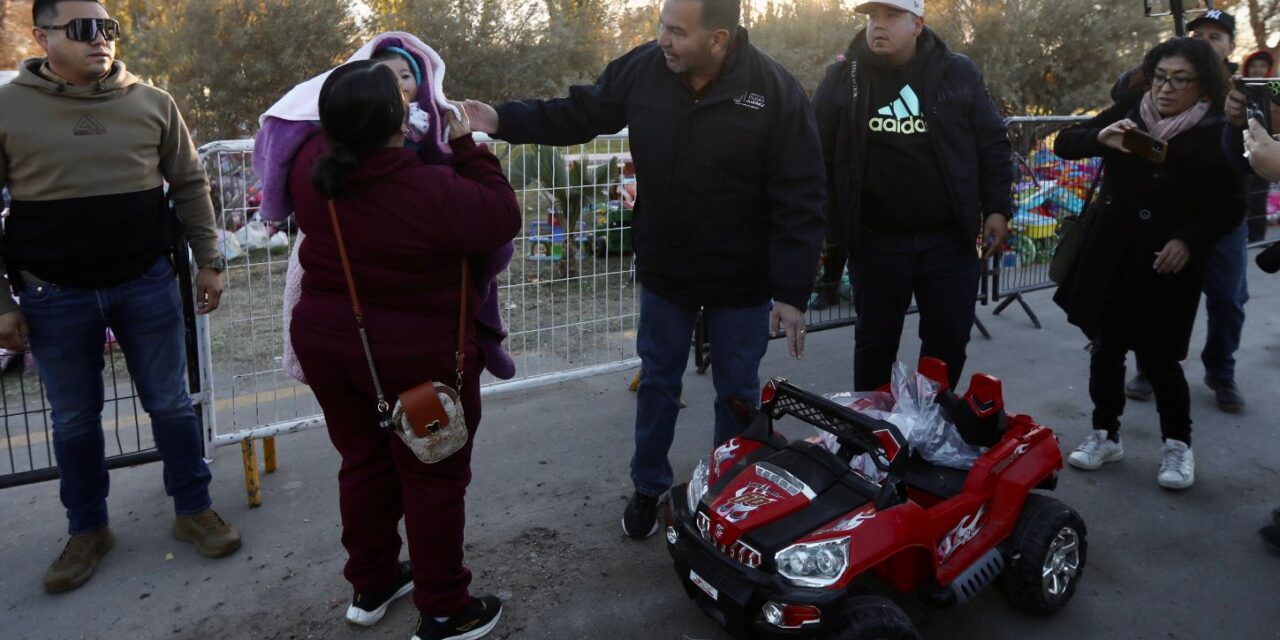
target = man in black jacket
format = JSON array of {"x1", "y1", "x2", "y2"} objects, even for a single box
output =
[
  {"x1": 463, "y1": 0, "x2": 825, "y2": 539},
  {"x1": 812, "y1": 0, "x2": 1011, "y2": 392}
]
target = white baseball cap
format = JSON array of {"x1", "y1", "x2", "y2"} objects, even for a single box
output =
[{"x1": 856, "y1": 0, "x2": 924, "y2": 17}]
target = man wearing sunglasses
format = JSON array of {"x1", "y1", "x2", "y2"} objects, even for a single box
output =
[{"x1": 0, "y1": 0, "x2": 240, "y2": 594}]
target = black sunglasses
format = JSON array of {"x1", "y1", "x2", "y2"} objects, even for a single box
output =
[{"x1": 37, "y1": 18, "x2": 121, "y2": 42}]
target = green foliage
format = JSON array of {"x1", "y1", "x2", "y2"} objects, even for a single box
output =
[
  {"x1": 927, "y1": 0, "x2": 1164, "y2": 115},
  {"x1": 0, "y1": 0, "x2": 1234, "y2": 138},
  {"x1": 747, "y1": 0, "x2": 858, "y2": 95},
  {"x1": 508, "y1": 144, "x2": 619, "y2": 232},
  {"x1": 126, "y1": 0, "x2": 360, "y2": 143}
]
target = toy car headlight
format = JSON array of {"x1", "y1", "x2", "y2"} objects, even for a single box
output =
[
  {"x1": 687, "y1": 456, "x2": 710, "y2": 513},
  {"x1": 775, "y1": 537, "x2": 849, "y2": 588}
]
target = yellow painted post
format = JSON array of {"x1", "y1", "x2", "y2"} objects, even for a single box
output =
[
  {"x1": 263, "y1": 436, "x2": 277, "y2": 474},
  {"x1": 241, "y1": 439, "x2": 262, "y2": 508}
]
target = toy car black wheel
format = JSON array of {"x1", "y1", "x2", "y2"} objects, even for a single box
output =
[
  {"x1": 594, "y1": 237, "x2": 608, "y2": 256},
  {"x1": 828, "y1": 595, "x2": 922, "y2": 640},
  {"x1": 998, "y1": 493, "x2": 1087, "y2": 615}
]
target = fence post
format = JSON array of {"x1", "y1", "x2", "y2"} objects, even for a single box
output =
[{"x1": 241, "y1": 439, "x2": 261, "y2": 507}]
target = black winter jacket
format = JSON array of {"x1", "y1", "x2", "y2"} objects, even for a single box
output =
[
  {"x1": 811, "y1": 28, "x2": 1012, "y2": 253},
  {"x1": 495, "y1": 28, "x2": 825, "y2": 310},
  {"x1": 1052, "y1": 98, "x2": 1245, "y2": 358}
]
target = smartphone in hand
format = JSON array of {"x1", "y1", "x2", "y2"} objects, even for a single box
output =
[
  {"x1": 1122, "y1": 129, "x2": 1168, "y2": 164},
  {"x1": 1236, "y1": 77, "x2": 1280, "y2": 134}
]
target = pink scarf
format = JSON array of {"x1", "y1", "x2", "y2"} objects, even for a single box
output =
[{"x1": 1140, "y1": 92, "x2": 1211, "y2": 140}]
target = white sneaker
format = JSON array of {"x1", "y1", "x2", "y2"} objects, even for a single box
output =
[
  {"x1": 1157, "y1": 439, "x2": 1195, "y2": 490},
  {"x1": 1067, "y1": 430, "x2": 1125, "y2": 470}
]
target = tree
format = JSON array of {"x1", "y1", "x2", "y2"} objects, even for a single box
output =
[
  {"x1": 616, "y1": 0, "x2": 660, "y2": 51},
  {"x1": 542, "y1": 0, "x2": 614, "y2": 86},
  {"x1": 131, "y1": 0, "x2": 360, "y2": 143},
  {"x1": 366, "y1": 0, "x2": 562, "y2": 102},
  {"x1": 0, "y1": 0, "x2": 36, "y2": 69},
  {"x1": 927, "y1": 0, "x2": 1164, "y2": 115},
  {"x1": 1245, "y1": 0, "x2": 1280, "y2": 49},
  {"x1": 748, "y1": 0, "x2": 858, "y2": 94}
]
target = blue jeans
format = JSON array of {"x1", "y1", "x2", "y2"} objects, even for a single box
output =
[
  {"x1": 20, "y1": 257, "x2": 212, "y2": 535},
  {"x1": 630, "y1": 288, "x2": 769, "y2": 497},
  {"x1": 850, "y1": 231, "x2": 980, "y2": 392},
  {"x1": 1201, "y1": 222, "x2": 1248, "y2": 383}
]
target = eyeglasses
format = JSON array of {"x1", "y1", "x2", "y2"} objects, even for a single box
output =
[
  {"x1": 1151, "y1": 74, "x2": 1198, "y2": 91},
  {"x1": 36, "y1": 18, "x2": 121, "y2": 42}
]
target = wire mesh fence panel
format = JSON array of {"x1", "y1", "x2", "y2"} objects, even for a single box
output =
[
  {"x1": 481, "y1": 133, "x2": 640, "y2": 384},
  {"x1": 0, "y1": 345, "x2": 159, "y2": 485},
  {"x1": 197, "y1": 133, "x2": 639, "y2": 444},
  {"x1": 994, "y1": 116, "x2": 1097, "y2": 300},
  {"x1": 198, "y1": 140, "x2": 323, "y2": 446}
]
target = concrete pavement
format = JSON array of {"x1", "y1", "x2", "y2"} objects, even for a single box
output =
[{"x1": 2, "y1": 276, "x2": 1279, "y2": 639}]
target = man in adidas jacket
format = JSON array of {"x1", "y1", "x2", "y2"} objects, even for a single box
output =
[
  {"x1": 0, "y1": 0, "x2": 239, "y2": 594},
  {"x1": 812, "y1": 0, "x2": 1011, "y2": 391},
  {"x1": 464, "y1": 0, "x2": 825, "y2": 539}
]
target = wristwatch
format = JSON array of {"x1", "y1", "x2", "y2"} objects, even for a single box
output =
[{"x1": 201, "y1": 255, "x2": 227, "y2": 274}]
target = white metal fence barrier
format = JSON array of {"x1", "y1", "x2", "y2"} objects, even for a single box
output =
[
  {"x1": 196, "y1": 133, "x2": 639, "y2": 452},
  {"x1": 24, "y1": 116, "x2": 1268, "y2": 495}
]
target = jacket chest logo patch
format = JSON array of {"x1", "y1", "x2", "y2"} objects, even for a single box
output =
[
  {"x1": 73, "y1": 115, "x2": 107, "y2": 136},
  {"x1": 869, "y1": 84, "x2": 929, "y2": 135},
  {"x1": 734, "y1": 91, "x2": 766, "y2": 111}
]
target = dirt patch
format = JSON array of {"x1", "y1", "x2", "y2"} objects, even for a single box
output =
[{"x1": 468, "y1": 526, "x2": 591, "y2": 638}]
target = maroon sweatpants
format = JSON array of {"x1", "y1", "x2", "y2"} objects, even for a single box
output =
[{"x1": 294, "y1": 339, "x2": 482, "y2": 617}]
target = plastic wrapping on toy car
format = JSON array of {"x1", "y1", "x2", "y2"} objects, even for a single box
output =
[{"x1": 823, "y1": 362, "x2": 986, "y2": 475}]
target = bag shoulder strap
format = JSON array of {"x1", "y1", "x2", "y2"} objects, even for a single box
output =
[
  {"x1": 326, "y1": 200, "x2": 470, "y2": 395},
  {"x1": 327, "y1": 200, "x2": 392, "y2": 416}
]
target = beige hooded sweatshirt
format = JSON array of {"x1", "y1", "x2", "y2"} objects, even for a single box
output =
[{"x1": 0, "y1": 58, "x2": 219, "y2": 314}]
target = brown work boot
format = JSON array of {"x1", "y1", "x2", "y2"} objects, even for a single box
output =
[
  {"x1": 173, "y1": 508, "x2": 242, "y2": 558},
  {"x1": 44, "y1": 527, "x2": 114, "y2": 594}
]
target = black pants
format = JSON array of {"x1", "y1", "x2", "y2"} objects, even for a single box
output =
[
  {"x1": 1089, "y1": 332, "x2": 1192, "y2": 445},
  {"x1": 851, "y1": 230, "x2": 980, "y2": 391},
  {"x1": 815, "y1": 243, "x2": 848, "y2": 301}
]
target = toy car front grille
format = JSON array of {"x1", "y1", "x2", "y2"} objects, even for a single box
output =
[{"x1": 695, "y1": 512, "x2": 762, "y2": 568}]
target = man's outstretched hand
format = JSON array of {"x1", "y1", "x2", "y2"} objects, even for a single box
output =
[{"x1": 461, "y1": 100, "x2": 500, "y2": 135}]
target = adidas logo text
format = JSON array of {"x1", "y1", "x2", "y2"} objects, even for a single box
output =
[
  {"x1": 869, "y1": 84, "x2": 928, "y2": 135},
  {"x1": 869, "y1": 116, "x2": 928, "y2": 134}
]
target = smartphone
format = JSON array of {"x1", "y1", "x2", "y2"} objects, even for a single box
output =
[
  {"x1": 1236, "y1": 77, "x2": 1280, "y2": 134},
  {"x1": 1122, "y1": 129, "x2": 1168, "y2": 164}
]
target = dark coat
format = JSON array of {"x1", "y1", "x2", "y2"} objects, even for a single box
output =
[
  {"x1": 289, "y1": 134, "x2": 521, "y2": 362},
  {"x1": 1052, "y1": 98, "x2": 1245, "y2": 358},
  {"x1": 811, "y1": 28, "x2": 1013, "y2": 253},
  {"x1": 494, "y1": 28, "x2": 825, "y2": 310}
]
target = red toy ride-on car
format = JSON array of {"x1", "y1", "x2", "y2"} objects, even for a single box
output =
[{"x1": 661, "y1": 358, "x2": 1085, "y2": 639}]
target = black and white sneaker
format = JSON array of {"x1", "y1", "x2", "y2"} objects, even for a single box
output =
[
  {"x1": 346, "y1": 561, "x2": 414, "y2": 626},
  {"x1": 413, "y1": 595, "x2": 503, "y2": 640},
  {"x1": 621, "y1": 491, "x2": 659, "y2": 539}
]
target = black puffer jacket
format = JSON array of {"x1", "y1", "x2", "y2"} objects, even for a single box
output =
[
  {"x1": 495, "y1": 28, "x2": 825, "y2": 310},
  {"x1": 811, "y1": 28, "x2": 1012, "y2": 253}
]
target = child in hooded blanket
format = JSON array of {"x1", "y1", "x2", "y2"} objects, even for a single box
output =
[{"x1": 253, "y1": 33, "x2": 516, "y2": 385}]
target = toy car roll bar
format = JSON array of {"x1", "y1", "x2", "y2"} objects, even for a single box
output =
[{"x1": 760, "y1": 378, "x2": 909, "y2": 474}]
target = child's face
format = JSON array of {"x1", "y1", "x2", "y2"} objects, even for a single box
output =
[{"x1": 379, "y1": 56, "x2": 418, "y2": 104}]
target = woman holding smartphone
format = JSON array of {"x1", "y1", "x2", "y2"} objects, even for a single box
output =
[{"x1": 1052, "y1": 37, "x2": 1244, "y2": 490}]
